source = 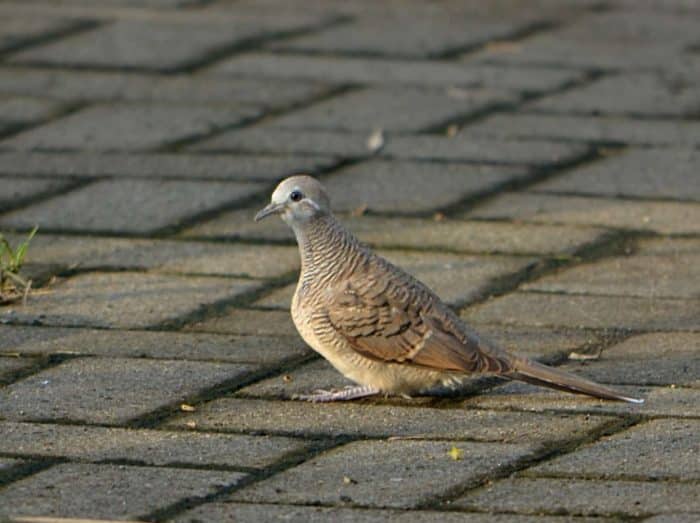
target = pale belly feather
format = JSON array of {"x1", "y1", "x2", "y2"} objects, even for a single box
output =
[{"x1": 291, "y1": 297, "x2": 462, "y2": 395}]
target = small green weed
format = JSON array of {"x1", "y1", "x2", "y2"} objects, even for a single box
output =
[{"x1": 0, "y1": 226, "x2": 38, "y2": 304}]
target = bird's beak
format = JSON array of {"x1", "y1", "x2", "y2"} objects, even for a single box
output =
[{"x1": 254, "y1": 202, "x2": 285, "y2": 222}]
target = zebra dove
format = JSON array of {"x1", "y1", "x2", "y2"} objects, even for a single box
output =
[{"x1": 255, "y1": 175, "x2": 643, "y2": 404}]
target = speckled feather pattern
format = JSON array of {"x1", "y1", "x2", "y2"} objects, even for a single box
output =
[
  {"x1": 264, "y1": 175, "x2": 642, "y2": 403},
  {"x1": 289, "y1": 213, "x2": 512, "y2": 395}
]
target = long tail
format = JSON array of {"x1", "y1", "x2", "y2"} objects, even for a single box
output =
[{"x1": 508, "y1": 358, "x2": 644, "y2": 404}]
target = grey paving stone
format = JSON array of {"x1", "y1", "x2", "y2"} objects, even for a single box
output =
[
  {"x1": 166, "y1": 397, "x2": 612, "y2": 443},
  {"x1": 0, "y1": 325, "x2": 311, "y2": 365},
  {"x1": 636, "y1": 237, "x2": 700, "y2": 255},
  {"x1": 190, "y1": 126, "x2": 373, "y2": 157},
  {"x1": 0, "y1": 463, "x2": 245, "y2": 520},
  {"x1": 9, "y1": 0, "x2": 203, "y2": 6},
  {"x1": 530, "y1": 73, "x2": 700, "y2": 117},
  {"x1": 186, "y1": 308, "x2": 300, "y2": 337},
  {"x1": 0, "y1": 233, "x2": 132, "y2": 279},
  {"x1": 0, "y1": 324, "x2": 70, "y2": 352},
  {"x1": 209, "y1": 52, "x2": 586, "y2": 92},
  {"x1": 185, "y1": 211, "x2": 606, "y2": 256},
  {"x1": 235, "y1": 358, "x2": 383, "y2": 399},
  {"x1": 256, "y1": 250, "x2": 533, "y2": 309},
  {"x1": 175, "y1": 503, "x2": 606, "y2": 523},
  {"x1": 641, "y1": 516, "x2": 700, "y2": 523},
  {"x1": 541, "y1": 10, "x2": 697, "y2": 47},
  {"x1": 464, "y1": 384, "x2": 697, "y2": 418},
  {"x1": 0, "y1": 271, "x2": 262, "y2": 329},
  {"x1": 0, "y1": 421, "x2": 307, "y2": 469},
  {"x1": 668, "y1": 57, "x2": 700, "y2": 80},
  {"x1": 529, "y1": 418, "x2": 700, "y2": 480},
  {"x1": 462, "y1": 291, "x2": 700, "y2": 331},
  {"x1": 0, "y1": 177, "x2": 75, "y2": 210},
  {"x1": 469, "y1": 11, "x2": 696, "y2": 70},
  {"x1": 0, "y1": 357, "x2": 257, "y2": 424},
  {"x1": 455, "y1": 477, "x2": 700, "y2": 516},
  {"x1": 0, "y1": 151, "x2": 339, "y2": 182},
  {"x1": 0, "y1": 457, "x2": 22, "y2": 471},
  {"x1": 227, "y1": 439, "x2": 535, "y2": 508},
  {"x1": 0, "y1": 356, "x2": 37, "y2": 385},
  {"x1": 0, "y1": 121, "x2": 17, "y2": 136},
  {"x1": 194, "y1": 127, "x2": 585, "y2": 168},
  {"x1": 323, "y1": 160, "x2": 531, "y2": 213},
  {"x1": 268, "y1": 86, "x2": 517, "y2": 133},
  {"x1": 532, "y1": 148, "x2": 700, "y2": 202},
  {"x1": 180, "y1": 205, "x2": 296, "y2": 242},
  {"x1": 252, "y1": 284, "x2": 299, "y2": 309},
  {"x1": 471, "y1": 36, "x2": 679, "y2": 70},
  {"x1": 18, "y1": 234, "x2": 298, "y2": 278},
  {"x1": 208, "y1": 0, "x2": 600, "y2": 18},
  {"x1": 9, "y1": 17, "x2": 325, "y2": 72},
  {"x1": 172, "y1": 204, "x2": 262, "y2": 239},
  {"x1": 0, "y1": 457, "x2": 26, "y2": 485},
  {"x1": 466, "y1": 192, "x2": 700, "y2": 234},
  {"x1": 465, "y1": 113, "x2": 700, "y2": 146},
  {"x1": 381, "y1": 135, "x2": 589, "y2": 167},
  {"x1": 48, "y1": 0, "x2": 202, "y2": 6},
  {"x1": 0, "y1": 14, "x2": 85, "y2": 53},
  {"x1": 268, "y1": 15, "x2": 530, "y2": 58},
  {"x1": 0, "y1": 179, "x2": 264, "y2": 234},
  {"x1": 567, "y1": 332, "x2": 700, "y2": 388},
  {"x1": 348, "y1": 218, "x2": 605, "y2": 256},
  {"x1": 238, "y1": 327, "x2": 602, "y2": 399},
  {"x1": 0, "y1": 97, "x2": 64, "y2": 124},
  {"x1": 523, "y1": 251, "x2": 700, "y2": 299},
  {"x1": 474, "y1": 324, "x2": 602, "y2": 361},
  {"x1": 2, "y1": 103, "x2": 259, "y2": 152},
  {"x1": 0, "y1": 67, "x2": 332, "y2": 108},
  {"x1": 613, "y1": 0, "x2": 700, "y2": 9}
]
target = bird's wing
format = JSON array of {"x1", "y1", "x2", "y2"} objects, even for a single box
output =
[{"x1": 325, "y1": 263, "x2": 512, "y2": 374}]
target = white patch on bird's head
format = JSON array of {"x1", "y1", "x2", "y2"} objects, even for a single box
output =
[{"x1": 268, "y1": 175, "x2": 331, "y2": 225}]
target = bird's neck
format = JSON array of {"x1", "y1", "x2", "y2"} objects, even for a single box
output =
[{"x1": 292, "y1": 213, "x2": 366, "y2": 286}]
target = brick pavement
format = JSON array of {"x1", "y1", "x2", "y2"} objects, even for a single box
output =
[{"x1": 0, "y1": 1, "x2": 698, "y2": 521}]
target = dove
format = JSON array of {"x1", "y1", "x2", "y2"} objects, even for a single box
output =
[{"x1": 255, "y1": 175, "x2": 643, "y2": 404}]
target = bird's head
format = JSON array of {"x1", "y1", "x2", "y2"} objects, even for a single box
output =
[{"x1": 255, "y1": 175, "x2": 331, "y2": 225}]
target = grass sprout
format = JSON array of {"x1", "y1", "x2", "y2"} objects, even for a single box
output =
[{"x1": 0, "y1": 226, "x2": 38, "y2": 304}]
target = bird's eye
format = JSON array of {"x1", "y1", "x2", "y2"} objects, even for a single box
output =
[{"x1": 290, "y1": 190, "x2": 303, "y2": 202}]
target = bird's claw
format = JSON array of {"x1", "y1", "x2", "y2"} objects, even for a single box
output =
[{"x1": 292, "y1": 385, "x2": 380, "y2": 402}]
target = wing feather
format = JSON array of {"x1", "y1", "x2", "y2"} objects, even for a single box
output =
[{"x1": 326, "y1": 261, "x2": 511, "y2": 374}]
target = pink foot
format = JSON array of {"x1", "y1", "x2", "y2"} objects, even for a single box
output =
[{"x1": 293, "y1": 385, "x2": 380, "y2": 402}]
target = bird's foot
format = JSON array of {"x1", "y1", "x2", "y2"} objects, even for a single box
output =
[{"x1": 293, "y1": 385, "x2": 380, "y2": 402}]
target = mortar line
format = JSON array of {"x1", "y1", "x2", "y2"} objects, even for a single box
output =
[
  {"x1": 160, "y1": 83, "x2": 361, "y2": 153},
  {"x1": 0, "y1": 19, "x2": 103, "y2": 61},
  {"x1": 434, "y1": 20, "x2": 560, "y2": 60},
  {"x1": 123, "y1": 355, "x2": 318, "y2": 431},
  {"x1": 0, "y1": 100, "x2": 91, "y2": 143},
  {"x1": 0, "y1": 178, "x2": 90, "y2": 217},
  {"x1": 0, "y1": 353, "x2": 83, "y2": 391},
  {"x1": 141, "y1": 436, "x2": 358, "y2": 522},
  {"x1": 457, "y1": 229, "x2": 649, "y2": 311},
  {"x1": 181, "y1": 15, "x2": 354, "y2": 75},
  {"x1": 458, "y1": 402, "x2": 700, "y2": 421},
  {"x1": 6, "y1": 17, "x2": 352, "y2": 77},
  {"x1": 526, "y1": 188, "x2": 700, "y2": 206},
  {"x1": 524, "y1": 106, "x2": 700, "y2": 123},
  {"x1": 419, "y1": 69, "x2": 608, "y2": 137},
  {"x1": 418, "y1": 415, "x2": 642, "y2": 510},
  {"x1": 0, "y1": 460, "x2": 64, "y2": 491}
]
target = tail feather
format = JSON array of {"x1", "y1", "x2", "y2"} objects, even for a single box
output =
[{"x1": 509, "y1": 358, "x2": 644, "y2": 404}]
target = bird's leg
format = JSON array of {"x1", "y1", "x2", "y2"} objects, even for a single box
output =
[{"x1": 294, "y1": 385, "x2": 380, "y2": 402}]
